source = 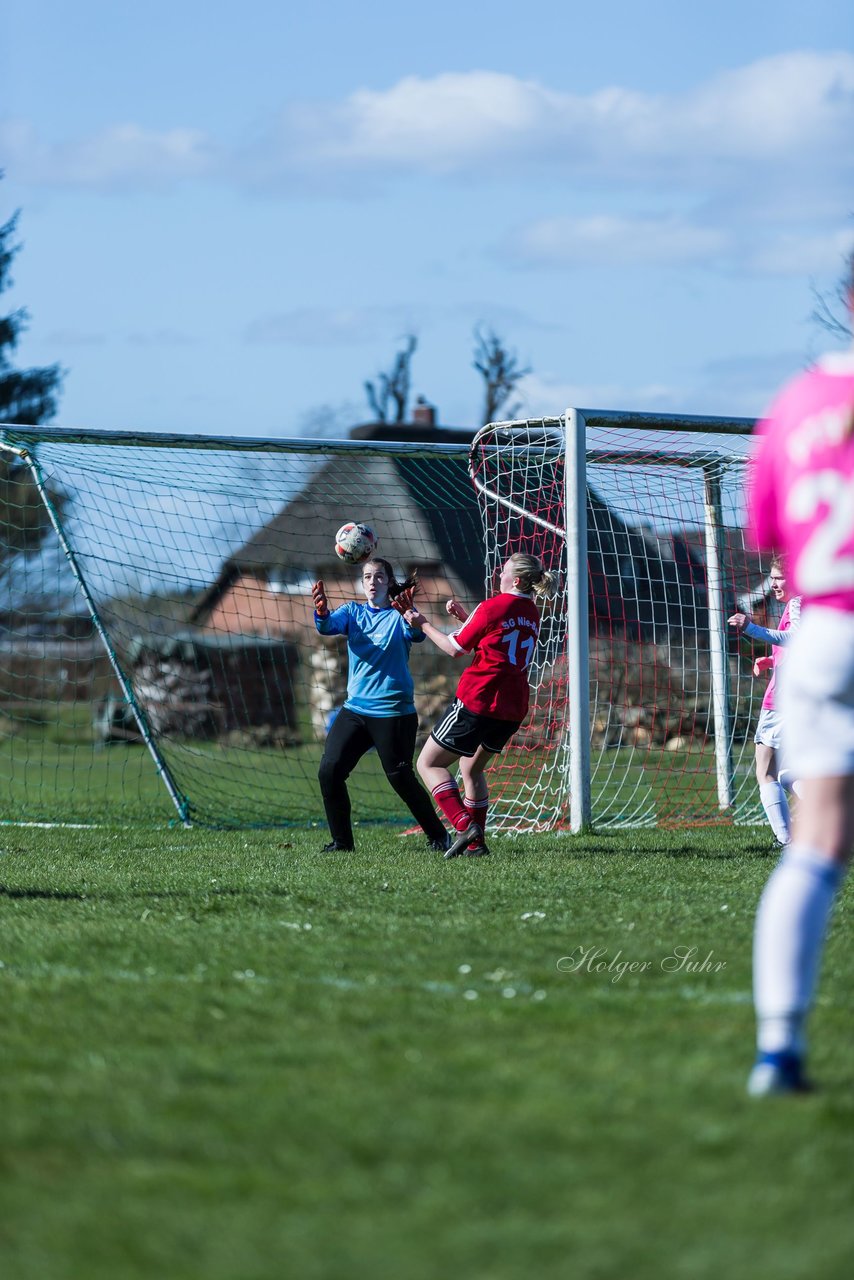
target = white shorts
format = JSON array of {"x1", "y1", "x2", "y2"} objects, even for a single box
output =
[
  {"x1": 779, "y1": 607, "x2": 854, "y2": 778},
  {"x1": 754, "y1": 708, "x2": 783, "y2": 750}
]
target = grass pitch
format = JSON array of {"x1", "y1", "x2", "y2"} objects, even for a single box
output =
[
  {"x1": 1, "y1": 824, "x2": 852, "y2": 1280},
  {"x1": 1, "y1": 711, "x2": 765, "y2": 829}
]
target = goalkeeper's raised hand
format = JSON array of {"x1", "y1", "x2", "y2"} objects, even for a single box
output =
[
  {"x1": 391, "y1": 588, "x2": 424, "y2": 627},
  {"x1": 311, "y1": 580, "x2": 329, "y2": 618}
]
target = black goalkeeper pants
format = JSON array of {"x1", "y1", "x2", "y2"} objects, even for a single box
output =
[{"x1": 318, "y1": 707, "x2": 447, "y2": 849}]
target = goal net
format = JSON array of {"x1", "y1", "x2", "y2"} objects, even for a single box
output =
[
  {"x1": 0, "y1": 417, "x2": 766, "y2": 832},
  {"x1": 470, "y1": 412, "x2": 765, "y2": 830},
  {"x1": 0, "y1": 428, "x2": 495, "y2": 828}
]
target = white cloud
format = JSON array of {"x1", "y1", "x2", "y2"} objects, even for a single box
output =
[
  {"x1": 257, "y1": 51, "x2": 853, "y2": 188},
  {"x1": 274, "y1": 72, "x2": 564, "y2": 173},
  {"x1": 514, "y1": 361, "x2": 792, "y2": 421},
  {"x1": 516, "y1": 371, "x2": 689, "y2": 419},
  {"x1": 505, "y1": 214, "x2": 730, "y2": 268},
  {"x1": 503, "y1": 214, "x2": 854, "y2": 276},
  {"x1": 673, "y1": 52, "x2": 853, "y2": 159},
  {"x1": 744, "y1": 227, "x2": 854, "y2": 276},
  {"x1": 3, "y1": 51, "x2": 851, "y2": 194},
  {"x1": 1, "y1": 53, "x2": 849, "y2": 285},
  {"x1": 516, "y1": 328, "x2": 851, "y2": 420},
  {"x1": 0, "y1": 118, "x2": 216, "y2": 191}
]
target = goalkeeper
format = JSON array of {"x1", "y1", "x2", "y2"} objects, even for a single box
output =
[{"x1": 311, "y1": 558, "x2": 450, "y2": 854}]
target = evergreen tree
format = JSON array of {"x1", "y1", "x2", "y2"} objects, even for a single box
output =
[
  {"x1": 0, "y1": 210, "x2": 63, "y2": 424},
  {"x1": 0, "y1": 197, "x2": 66, "y2": 584}
]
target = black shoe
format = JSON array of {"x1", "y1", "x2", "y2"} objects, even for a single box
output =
[
  {"x1": 428, "y1": 832, "x2": 452, "y2": 853},
  {"x1": 444, "y1": 822, "x2": 483, "y2": 859},
  {"x1": 462, "y1": 840, "x2": 490, "y2": 857},
  {"x1": 321, "y1": 840, "x2": 353, "y2": 853},
  {"x1": 747, "y1": 1050, "x2": 813, "y2": 1096}
]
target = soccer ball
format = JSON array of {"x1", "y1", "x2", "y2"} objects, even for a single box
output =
[{"x1": 334, "y1": 521, "x2": 378, "y2": 565}]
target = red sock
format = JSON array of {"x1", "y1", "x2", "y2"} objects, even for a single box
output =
[
  {"x1": 431, "y1": 781, "x2": 471, "y2": 832},
  {"x1": 464, "y1": 796, "x2": 488, "y2": 834}
]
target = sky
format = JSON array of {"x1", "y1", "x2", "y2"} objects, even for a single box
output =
[{"x1": 1, "y1": 0, "x2": 852, "y2": 439}]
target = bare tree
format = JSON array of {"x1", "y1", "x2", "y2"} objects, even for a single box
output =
[
  {"x1": 473, "y1": 326, "x2": 531, "y2": 426},
  {"x1": 364, "y1": 334, "x2": 417, "y2": 423},
  {"x1": 811, "y1": 246, "x2": 854, "y2": 343}
]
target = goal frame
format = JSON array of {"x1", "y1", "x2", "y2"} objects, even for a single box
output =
[{"x1": 469, "y1": 407, "x2": 754, "y2": 833}]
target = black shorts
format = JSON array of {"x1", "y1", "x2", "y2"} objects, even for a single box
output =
[{"x1": 430, "y1": 699, "x2": 522, "y2": 758}]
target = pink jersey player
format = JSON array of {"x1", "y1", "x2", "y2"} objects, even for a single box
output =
[
  {"x1": 752, "y1": 596, "x2": 801, "y2": 712},
  {"x1": 742, "y1": 276, "x2": 854, "y2": 1098},
  {"x1": 748, "y1": 350, "x2": 854, "y2": 612}
]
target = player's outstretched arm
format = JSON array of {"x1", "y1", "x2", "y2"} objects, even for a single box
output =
[
  {"x1": 729, "y1": 611, "x2": 791, "y2": 645},
  {"x1": 392, "y1": 589, "x2": 464, "y2": 657},
  {"x1": 744, "y1": 621, "x2": 793, "y2": 645},
  {"x1": 419, "y1": 620, "x2": 464, "y2": 657}
]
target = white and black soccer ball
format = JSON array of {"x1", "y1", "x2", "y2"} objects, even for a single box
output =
[{"x1": 334, "y1": 521, "x2": 378, "y2": 565}]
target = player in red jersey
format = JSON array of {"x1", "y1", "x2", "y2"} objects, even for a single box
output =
[{"x1": 396, "y1": 552, "x2": 554, "y2": 858}]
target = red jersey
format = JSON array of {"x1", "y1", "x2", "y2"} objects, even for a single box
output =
[{"x1": 450, "y1": 593, "x2": 541, "y2": 720}]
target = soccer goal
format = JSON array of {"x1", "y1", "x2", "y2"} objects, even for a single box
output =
[
  {"x1": 0, "y1": 415, "x2": 764, "y2": 831},
  {"x1": 470, "y1": 408, "x2": 763, "y2": 831}
]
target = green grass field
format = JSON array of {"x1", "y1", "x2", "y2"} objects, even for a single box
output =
[
  {"x1": 1, "y1": 822, "x2": 851, "y2": 1280},
  {"x1": 1, "y1": 713, "x2": 764, "y2": 830}
]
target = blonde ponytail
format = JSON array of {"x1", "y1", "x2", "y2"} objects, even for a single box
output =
[{"x1": 507, "y1": 552, "x2": 554, "y2": 599}]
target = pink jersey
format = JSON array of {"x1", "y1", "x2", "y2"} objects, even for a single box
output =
[
  {"x1": 762, "y1": 599, "x2": 797, "y2": 712},
  {"x1": 748, "y1": 350, "x2": 854, "y2": 612}
]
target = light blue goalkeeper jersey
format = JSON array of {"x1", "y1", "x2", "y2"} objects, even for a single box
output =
[{"x1": 315, "y1": 601, "x2": 425, "y2": 717}]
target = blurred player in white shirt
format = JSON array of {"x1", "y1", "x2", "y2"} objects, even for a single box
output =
[{"x1": 745, "y1": 254, "x2": 854, "y2": 1095}]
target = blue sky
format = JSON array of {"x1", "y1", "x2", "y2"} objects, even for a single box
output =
[{"x1": 2, "y1": 0, "x2": 852, "y2": 437}]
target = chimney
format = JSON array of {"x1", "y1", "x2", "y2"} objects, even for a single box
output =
[{"x1": 412, "y1": 395, "x2": 436, "y2": 427}]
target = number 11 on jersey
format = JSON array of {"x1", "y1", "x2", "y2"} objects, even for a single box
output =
[{"x1": 500, "y1": 628, "x2": 535, "y2": 668}]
